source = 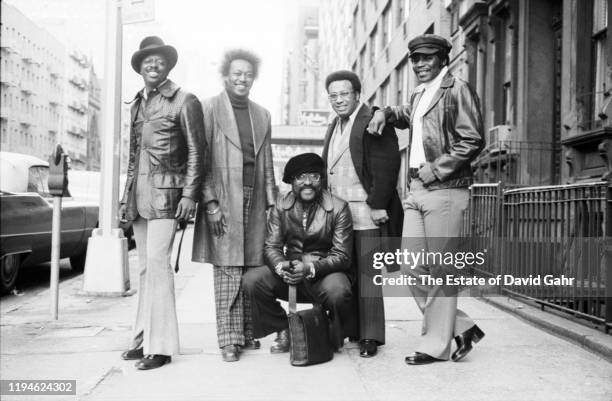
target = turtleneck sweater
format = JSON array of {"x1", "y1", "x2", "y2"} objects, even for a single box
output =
[{"x1": 227, "y1": 90, "x2": 255, "y2": 188}]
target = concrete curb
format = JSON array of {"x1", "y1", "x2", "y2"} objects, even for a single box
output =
[{"x1": 480, "y1": 295, "x2": 612, "y2": 363}]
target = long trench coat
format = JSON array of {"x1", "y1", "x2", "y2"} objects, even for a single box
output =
[{"x1": 192, "y1": 91, "x2": 276, "y2": 267}]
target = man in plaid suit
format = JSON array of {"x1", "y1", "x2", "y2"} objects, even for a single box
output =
[{"x1": 321, "y1": 70, "x2": 403, "y2": 357}]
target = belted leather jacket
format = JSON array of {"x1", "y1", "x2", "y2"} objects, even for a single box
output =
[
  {"x1": 264, "y1": 190, "x2": 353, "y2": 279},
  {"x1": 384, "y1": 72, "x2": 485, "y2": 188},
  {"x1": 120, "y1": 80, "x2": 204, "y2": 220}
]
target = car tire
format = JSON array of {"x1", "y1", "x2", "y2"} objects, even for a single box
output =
[
  {"x1": 1, "y1": 254, "x2": 20, "y2": 295},
  {"x1": 70, "y1": 252, "x2": 87, "y2": 273}
]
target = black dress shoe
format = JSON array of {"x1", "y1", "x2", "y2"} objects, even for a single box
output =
[
  {"x1": 242, "y1": 338, "x2": 261, "y2": 350},
  {"x1": 121, "y1": 347, "x2": 143, "y2": 360},
  {"x1": 405, "y1": 353, "x2": 443, "y2": 365},
  {"x1": 451, "y1": 325, "x2": 485, "y2": 362},
  {"x1": 270, "y1": 329, "x2": 290, "y2": 353},
  {"x1": 359, "y1": 340, "x2": 378, "y2": 358},
  {"x1": 221, "y1": 345, "x2": 240, "y2": 362},
  {"x1": 135, "y1": 354, "x2": 171, "y2": 370}
]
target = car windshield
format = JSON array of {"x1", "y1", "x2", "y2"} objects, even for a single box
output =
[{"x1": 28, "y1": 166, "x2": 51, "y2": 197}]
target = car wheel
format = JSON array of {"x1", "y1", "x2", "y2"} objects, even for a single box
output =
[
  {"x1": 1, "y1": 254, "x2": 20, "y2": 295},
  {"x1": 70, "y1": 252, "x2": 86, "y2": 273}
]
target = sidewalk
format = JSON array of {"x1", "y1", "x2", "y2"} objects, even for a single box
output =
[{"x1": 1, "y1": 227, "x2": 611, "y2": 401}]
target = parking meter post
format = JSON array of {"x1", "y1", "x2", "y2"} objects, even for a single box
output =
[
  {"x1": 50, "y1": 197, "x2": 61, "y2": 319},
  {"x1": 82, "y1": 0, "x2": 130, "y2": 296},
  {"x1": 48, "y1": 144, "x2": 68, "y2": 320}
]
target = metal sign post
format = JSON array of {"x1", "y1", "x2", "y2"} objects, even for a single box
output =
[
  {"x1": 82, "y1": 0, "x2": 129, "y2": 295},
  {"x1": 82, "y1": 0, "x2": 155, "y2": 295},
  {"x1": 48, "y1": 145, "x2": 69, "y2": 319}
]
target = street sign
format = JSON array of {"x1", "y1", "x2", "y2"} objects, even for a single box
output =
[{"x1": 122, "y1": 0, "x2": 155, "y2": 25}]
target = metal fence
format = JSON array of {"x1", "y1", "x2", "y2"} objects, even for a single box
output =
[
  {"x1": 462, "y1": 184, "x2": 503, "y2": 277},
  {"x1": 465, "y1": 182, "x2": 612, "y2": 332}
]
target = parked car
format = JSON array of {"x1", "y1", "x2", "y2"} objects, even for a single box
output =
[
  {"x1": 0, "y1": 152, "x2": 130, "y2": 294},
  {"x1": 67, "y1": 169, "x2": 135, "y2": 251}
]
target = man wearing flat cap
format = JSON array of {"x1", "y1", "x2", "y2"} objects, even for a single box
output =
[
  {"x1": 119, "y1": 36, "x2": 204, "y2": 370},
  {"x1": 242, "y1": 153, "x2": 356, "y2": 352},
  {"x1": 323, "y1": 70, "x2": 402, "y2": 358},
  {"x1": 368, "y1": 34, "x2": 486, "y2": 365}
]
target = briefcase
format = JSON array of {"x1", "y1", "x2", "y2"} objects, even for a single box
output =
[{"x1": 287, "y1": 285, "x2": 334, "y2": 366}]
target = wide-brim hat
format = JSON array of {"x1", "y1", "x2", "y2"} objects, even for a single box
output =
[
  {"x1": 408, "y1": 34, "x2": 452, "y2": 57},
  {"x1": 282, "y1": 153, "x2": 325, "y2": 184},
  {"x1": 131, "y1": 36, "x2": 178, "y2": 73}
]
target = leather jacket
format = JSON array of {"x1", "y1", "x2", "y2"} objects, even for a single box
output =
[
  {"x1": 264, "y1": 190, "x2": 353, "y2": 279},
  {"x1": 384, "y1": 72, "x2": 485, "y2": 188},
  {"x1": 121, "y1": 80, "x2": 204, "y2": 220}
]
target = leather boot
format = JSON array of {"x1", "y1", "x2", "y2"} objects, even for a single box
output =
[
  {"x1": 221, "y1": 345, "x2": 240, "y2": 362},
  {"x1": 451, "y1": 325, "x2": 485, "y2": 362},
  {"x1": 269, "y1": 329, "x2": 290, "y2": 353}
]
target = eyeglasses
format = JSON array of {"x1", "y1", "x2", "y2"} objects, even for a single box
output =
[
  {"x1": 295, "y1": 173, "x2": 321, "y2": 184},
  {"x1": 328, "y1": 90, "x2": 353, "y2": 101}
]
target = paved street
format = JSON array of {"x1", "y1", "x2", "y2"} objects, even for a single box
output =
[{"x1": 1, "y1": 227, "x2": 611, "y2": 401}]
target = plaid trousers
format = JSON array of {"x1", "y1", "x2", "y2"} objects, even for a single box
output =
[{"x1": 213, "y1": 185, "x2": 254, "y2": 348}]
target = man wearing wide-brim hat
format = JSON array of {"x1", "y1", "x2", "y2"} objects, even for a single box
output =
[
  {"x1": 368, "y1": 33, "x2": 486, "y2": 365},
  {"x1": 118, "y1": 36, "x2": 204, "y2": 370}
]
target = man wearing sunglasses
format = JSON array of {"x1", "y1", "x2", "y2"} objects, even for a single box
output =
[
  {"x1": 242, "y1": 153, "x2": 355, "y2": 352},
  {"x1": 322, "y1": 70, "x2": 402, "y2": 358}
]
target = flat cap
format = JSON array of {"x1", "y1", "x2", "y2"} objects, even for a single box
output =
[
  {"x1": 408, "y1": 34, "x2": 452, "y2": 57},
  {"x1": 282, "y1": 153, "x2": 325, "y2": 184}
]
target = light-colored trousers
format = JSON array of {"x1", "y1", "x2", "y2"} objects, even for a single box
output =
[
  {"x1": 402, "y1": 178, "x2": 475, "y2": 360},
  {"x1": 130, "y1": 217, "x2": 179, "y2": 356}
]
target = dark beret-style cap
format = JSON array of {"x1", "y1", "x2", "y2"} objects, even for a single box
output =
[
  {"x1": 325, "y1": 70, "x2": 362, "y2": 93},
  {"x1": 282, "y1": 153, "x2": 325, "y2": 184},
  {"x1": 408, "y1": 34, "x2": 452, "y2": 57}
]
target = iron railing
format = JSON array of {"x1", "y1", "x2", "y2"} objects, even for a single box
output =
[
  {"x1": 463, "y1": 184, "x2": 503, "y2": 277},
  {"x1": 465, "y1": 182, "x2": 612, "y2": 332}
]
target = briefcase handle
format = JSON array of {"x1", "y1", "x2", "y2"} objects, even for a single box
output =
[{"x1": 288, "y1": 285, "x2": 297, "y2": 314}]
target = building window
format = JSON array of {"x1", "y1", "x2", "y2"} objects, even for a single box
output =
[
  {"x1": 382, "y1": 4, "x2": 393, "y2": 47},
  {"x1": 396, "y1": 0, "x2": 410, "y2": 26},
  {"x1": 380, "y1": 78, "x2": 390, "y2": 106},
  {"x1": 450, "y1": 4, "x2": 459, "y2": 35},
  {"x1": 361, "y1": 0, "x2": 367, "y2": 28},
  {"x1": 1, "y1": 121, "x2": 7, "y2": 144},
  {"x1": 353, "y1": 6, "x2": 359, "y2": 39},
  {"x1": 491, "y1": 7, "x2": 516, "y2": 125},
  {"x1": 592, "y1": 0, "x2": 608, "y2": 125},
  {"x1": 369, "y1": 27, "x2": 378, "y2": 67},
  {"x1": 396, "y1": 58, "x2": 409, "y2": 104},
  {"x1": 359, "y1": 47, "x2": 366, "y2": 79}
]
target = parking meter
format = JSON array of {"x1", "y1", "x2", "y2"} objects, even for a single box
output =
[
  {"x1": 48, "y1": 144, "x2": 69, "y2": 197},
  {"x1": 48, "y1": 144, "x2": 68, "y2": 319}
]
